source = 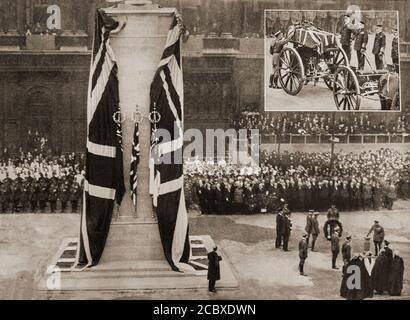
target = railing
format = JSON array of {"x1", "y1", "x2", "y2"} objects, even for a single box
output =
[{"x1": 260, "y1": 133, "x2": 410, "y2": 144}]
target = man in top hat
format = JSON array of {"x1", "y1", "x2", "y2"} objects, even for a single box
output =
[
  {"x1": 269, "y1": 30, "x2": 290, "y2": 88},
  {"x1": 340, "y1": 14, "x2": 355, "y2": 61},
  {"x1": 372, "y1": 24, "x2": 386, "y2": 70},
  {"x1": 207, "y1": 245, "x2": 222, "y2": 293},
  {"x1": 354, "y1": 20, "x2": 368, "y2": 70},
  {"x1": 391, "y1": 27, "x2": 399, "y2": 73},
  {"x1": 298, "y1": 233, "x2": 308, "y2": 276},
  {"x1": 367, "y1": 220, "x2": 385, "y2": 256}
]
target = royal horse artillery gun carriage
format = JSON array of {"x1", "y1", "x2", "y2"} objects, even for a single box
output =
[{"x1": 277, "y1": 22, "x2": 400, "y2": 111}]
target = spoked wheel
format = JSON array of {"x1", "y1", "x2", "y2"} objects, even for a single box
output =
[
  {"x1": 278, "y1": 47, "x2": 305, "y2": 96},
  {"x1": 333, "y1": 66, "x2": 361, "y2": 111},
  {"x1": 323, "y1": 46, "x2": 349, "y2": 90}
]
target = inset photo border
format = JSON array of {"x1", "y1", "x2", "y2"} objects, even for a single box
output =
[{"x1": 264, "y1": 9, "x2": 402, "y2": 112}]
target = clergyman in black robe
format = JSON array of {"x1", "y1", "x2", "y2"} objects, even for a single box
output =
[{"x1": 388, "y1": 251, "x2": 404, "y2": 296}]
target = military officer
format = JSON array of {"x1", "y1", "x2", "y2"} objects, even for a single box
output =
[
  {"x1": 354, "y1": 21, "x2": 368, "y2": 70},
  {"x1": 340, "y1": 14, "x2": 355, "y2": 62},
  {"x1": 372, "y1": 24, "x2": 386, "y2": 70},
  {"x1": 38, "y1": 177, "x2": 48, "y2": 212},
  {"x1": 391, "y1": 27, "x2": 399, "y2": 72},
  {"x1": 269, "y1": 30, "x2": 290, "y2": 88},
  {"x1": 367, "y1": 220, "x2": 385, "y2": 256},
  {"x1": 331, "y1": 228, "x2": 341, "y2": 269}
]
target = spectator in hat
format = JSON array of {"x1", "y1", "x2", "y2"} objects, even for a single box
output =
[
  {"x1": 372, "y1": 24, "x2": 386, "y2": 70},
  {"x1": 367, "y1": 220, "x2": 385, "y2": 256},
  {"x1": 298, "y1": 233, "x2": 308, "y2": 276}
]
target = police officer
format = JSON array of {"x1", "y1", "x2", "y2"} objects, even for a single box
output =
[
  {"x1": 69, "y1": 181, "x2": 81, "y2": 212},
  {"x1": 354, "y1": 21, "x2": 368, "y2": 70},
  {"x1": 269, "y1": 30, "x2": 289, "y2": 88},
  {"x1": 391, "y1": 27, "x2": 399, "y2": 72},
  {"x1": 372, "y1": 24, "x2": 386, "y2": 70},
  {"x1": 340, "y1": 14, "x2": 354, "y2": 62}
]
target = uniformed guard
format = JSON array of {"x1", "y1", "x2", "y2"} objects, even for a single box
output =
[
  {"x1": 391, "y1": 27, "x2": 399, "y2": 72},
  {"x1": 341, "y1": 235, "x2": 352, "y2": 274},
  {"x1": 269, "y1": 30, "x2": 290, "y2": 88},
  {"x1": 281, "y1": 211, "x2": 292, "y2": 251},
  {"x1": 340, "y1": 14, "x2": 354, "y2": 62},
  {"x1": 0, "y1": 181, "x2": 8, "y2": 213},
  {"x1": 354, "y1": 21, "x2": 368, "y2": 70},
  {"x1": 372, "y1": 24, "x2": 386, "y2": 70},
  {"x1": 38, "y1": 177, "x2": 48, "y2": 212}
]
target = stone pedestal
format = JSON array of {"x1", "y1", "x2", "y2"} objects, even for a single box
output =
[{"x1": 99, "y1": 1, "x2": 175, "y2": 264}]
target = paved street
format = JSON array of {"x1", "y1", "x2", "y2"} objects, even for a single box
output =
[{"x1": 0, "y1": 204, "x2": 409, "y2": 300}]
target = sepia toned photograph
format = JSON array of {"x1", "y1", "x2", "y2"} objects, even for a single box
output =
[
  {"x1": 265, "y1": 9, "x2": 402, "y2": 112},
  {"x1": 0, "y1": 0, "x2": 409, "y2": 305}
]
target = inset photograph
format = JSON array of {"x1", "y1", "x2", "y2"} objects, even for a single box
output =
[{"x1": 264, "y1": 10, "x2": 401, "y2": 112}]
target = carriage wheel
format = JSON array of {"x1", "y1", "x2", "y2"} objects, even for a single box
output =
[
  {"x1": 333, "y1": 66, "x2": 361, "y2": 111},
  {"x1": 323, "y1": 46, "x2": 349, "y2": 90},
  {"x1": 278, "y1": 47, "x2": 305, "y2": 96}
]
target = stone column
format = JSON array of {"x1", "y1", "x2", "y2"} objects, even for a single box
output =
[{"x1": 99, "y1": 0, "x2": 176, "y2": 263}]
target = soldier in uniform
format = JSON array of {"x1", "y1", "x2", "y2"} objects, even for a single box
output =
[
  {"x1": 340, "y1": 14, "x2": 355, "y2": 62},
  {"x1": 28, "y1": 180, "x2": 39, "y2": 212},
  {"x1": 38, "y1": 176, "x2": 48, "y2": 212},
  {"x1": 0, "y1": 181, "x2": 9, "y2": 213},
  {"x1": 269, "y1": 31, "x2": 290, "y2": 88},
  {"x1": 372, "y1": 24, "x2": 386, "y2": 70},
  {"x1": 367, "y1": 220, "x2": 385, "y2": 256},
  {"x1": 281, "y1": 211, "x2": 292, "y2": 252},
  {"x1": 391, "y1": 28, "x2": 399, "y2": 72},
  {"x1": 342, "y1": 235, "x2": 352, "y2": 274},
  {"x1": 354, "y1": 21, "x2": 368, "y2": 70},
  {"x1": 310, "y1": 212, "x2": 320, "y2": 251},
  {"x1": 48, "y1": 180, "x2": 59, "y2": 213},
  {"x1": 10, "y1": 180, "x2": 22, "y2": 213},
  {"x1": 69, "y1": 181, "x2": 81, "y2": 212},
  {"x1": 331, "y1": 228, "x2": 341, "y2": 269},
  {"x1": 59, "y1": 180, "x2": 70, "y2": 213},
  {"x1": 20, "y1": 180, "x2": 30, "y2": 213},
  {"x1": 298, "y1": 234, "x2": 308, "y2": 276},
  {"x1": 275, "y1": 209, "x2": 284, "y2": 249}
]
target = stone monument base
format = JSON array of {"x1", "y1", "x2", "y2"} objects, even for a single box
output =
[{"x1": 38, "y1": 235, "x2": 238, "y2": 292}]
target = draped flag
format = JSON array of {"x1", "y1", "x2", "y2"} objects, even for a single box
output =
[
  {"x1": 149, "y1": 15, "x2": 192, "y2": 272},
  {"x1": 75, "y1": 10, "x2": 125, "y2": 268},
  {"x1": 130, "y1": 119, "x2": 140, "y2": 206}
]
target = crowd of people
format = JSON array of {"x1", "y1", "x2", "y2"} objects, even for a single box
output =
[
  {"x1": 233, "y1": 112, "x2": 410, "y2": 136},
  {"x1": 184, "y1": 148, "x2": 410, "y2": 214},
  {"x1": 0, "y1": 132, "x2": 85, "y2": 213}
]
